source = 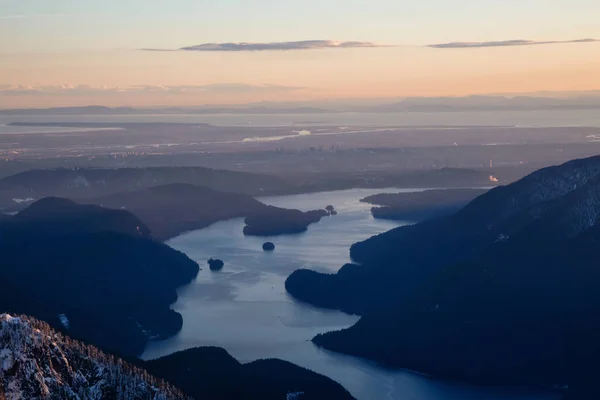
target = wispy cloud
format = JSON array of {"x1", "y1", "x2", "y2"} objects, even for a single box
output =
[
  {"x1": 143, "y1": 40, "x2": 387, "y2": 52},
  {"x1": 428, "y1": 38, "x2": 598, "y2": 49},
  {"x1": 0, "y1": 84, "x2": 304, "y2": 96}
]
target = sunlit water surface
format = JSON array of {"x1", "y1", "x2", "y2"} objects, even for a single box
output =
[{"x1": 142, "y1": 188, "x2": 560, "y2": 400}]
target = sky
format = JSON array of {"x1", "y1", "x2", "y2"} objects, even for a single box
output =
[{"x1": 1, "y1": 0, "x2": 600, "y2": 108}]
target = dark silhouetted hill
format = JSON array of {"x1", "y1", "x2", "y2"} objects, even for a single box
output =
[
  {"x1": 361, "y1": 188, "x2": 488, "y2": 221},
  {"x1": 90, "y1": 184, "x2": 266, "y2": 240},
  {"x1": 0, "y1": 198, "x2": 199, "y2": 357},
  {"x1": 287, "y1": 155, "x2": 600, "y2": 396},
  {"x1": 0, "y1": 166, "x2": 293, "y2": 210},
  {"x1": 6, "y1": 197, "x2": 151, "y2": 238},
  {"x1": 288, "y1": 155, "x2": 600, "y2": 314},
  {"x1": 244, "y1": 207, "x2": 328, "y2": 236},
  {"x1": 88, "y1": 183, "x2": 328, "y2": 240},
  {"x1": 144, "y1": 347, "x2": 355, "y2": 400}
]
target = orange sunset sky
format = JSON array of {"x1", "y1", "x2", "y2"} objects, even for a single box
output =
[{"x1": 1, "y1": 0, "x2": 600, "y2": 108}]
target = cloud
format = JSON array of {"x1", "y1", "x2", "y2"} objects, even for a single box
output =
[
  {"x1": 428, "y1": 38, "x2": 598, "y2": 49},
  {"x1": 195, "y1": 83, "x2": 304, "y2": 92},
  {"x1": 143, "y1": 40, "x2": 387, "y2": 52},
  {"x1": 0, "y1": 83, "x2": 304, "y2": 96}
]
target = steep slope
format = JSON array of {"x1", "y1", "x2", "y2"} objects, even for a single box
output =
[
  {"x1": 285, "y1": 155, "x2": 600, "y2": 394},
  {"x1": 0, "y1": 314, "x2": 188, "y2": 400},
  {"x1": 287, "y1": 155, "x2": 600, "y2": 315},
  {"x1": 313, "y1": 217, "x2": 600, "y2": 394},
  {"x1": 0, "y1": 199, "x2": 199, "y2": 357}
]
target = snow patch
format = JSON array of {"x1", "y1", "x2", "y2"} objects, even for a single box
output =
[
  {"x1": 12, "y1": 198, "x2": 35, "y2": 204},
  {"x1": 0, "y1": 313, "x2": 186, "y2": 399},
  {"x1": 58, "y1": 313, "x2": 70, "y2": 329}
]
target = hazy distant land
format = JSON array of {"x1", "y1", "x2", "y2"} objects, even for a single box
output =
[{"x1": 2, "y1": 94, "x2": 600, "y2": 115}]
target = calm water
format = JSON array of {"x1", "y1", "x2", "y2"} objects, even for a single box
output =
[
  {"x1": 142, "y1": 188, "x2": 559, "y2": 400},
  {"x1": 2, "y1": 109, "x2": 600, "y2": 132}
]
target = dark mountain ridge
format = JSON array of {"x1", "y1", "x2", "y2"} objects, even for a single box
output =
[
  {"x1": 0, "y1": 198, "x2": 199, "y2": 357},
  {"x1": 361, "y1": 188, "x2": 488, "y2": 221},
  {"x1": 91, "y1": 183, "x2": 266, "y2": 240},
  {"x1": 0, "y1": 105, "x2": 331, "y2": 115},
  {"x1": 287, "y1": 155, "x2": 600, "y2": 315},
  {"x1": 3, "y1": 197, "x2": 151, "y2": 239},
  {"x1": 143, "y1": 347, "x2": 355, "y2": 400},
  {"x1": 89, "y1": 183, "x2": 330, "y2": 240},
  {"x1": 0, "y1": 166, "x2": 293, "y2": 211},
  {"x1": 286, "y1": 155, "x2": 600, "y2": 398},
  {"x1": 367, "y1": 95, "x2": 600, "y2": 112}
]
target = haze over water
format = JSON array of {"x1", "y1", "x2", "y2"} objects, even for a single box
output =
[
  {"x1": 142, "y1": 188, "x2": 559, "y2": 400},
  {"x1": 2, "y1": 109, "x2": 600, "y2": 133}
]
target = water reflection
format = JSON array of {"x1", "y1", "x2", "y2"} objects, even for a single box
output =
[{"x1": 142, "y1": 188, "x2": 559, "y2": 400}]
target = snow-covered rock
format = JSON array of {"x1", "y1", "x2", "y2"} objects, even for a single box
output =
[{"x1": 0, "y1": 314, "x2": 189, "y2": 400}]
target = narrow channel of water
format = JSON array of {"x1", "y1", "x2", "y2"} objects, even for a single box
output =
[{"x1": 142, "y1": 188, "x2": 559, "y2": 400}]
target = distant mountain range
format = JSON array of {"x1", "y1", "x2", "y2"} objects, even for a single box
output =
[
  {"x1": 2, "y1": 94, "x2": 600, "y2": 115},
  {"x1": 286, "y1": 155, "x2": 600, "y2": 399},
  {"x1": 0, "y1": 105, "x2": 333, "y2": 115},
  {"x1": 364, "y1": 95, "x2": 600, "y2": 112}
]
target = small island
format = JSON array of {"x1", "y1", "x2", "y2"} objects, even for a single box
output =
[
  {"x1": 262, "y1": 242, "x2": 275, "y2": 251},
  {"x1": 208, "y1": 258, "x2": 224, "y2": 271},
  {"x1": 361, "y1": 188, "x2": 488, "y2": 221},
  {"x1": 243, "y1": 207, "x2": 328, "y2": 236}
]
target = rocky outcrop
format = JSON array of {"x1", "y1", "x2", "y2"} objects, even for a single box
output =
[
  {"x1": 262, "y1": 242, "x2": 276, "y2": 251},
  {"x1": 0, "y1": 314, "x2": 188, "y2": 400},
  {"x1": 208, "y1": 258, "x2": 224, "y2": 271},
  {"x1": 0, "y1": 313, "x2": 356, "y2": 399}
]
